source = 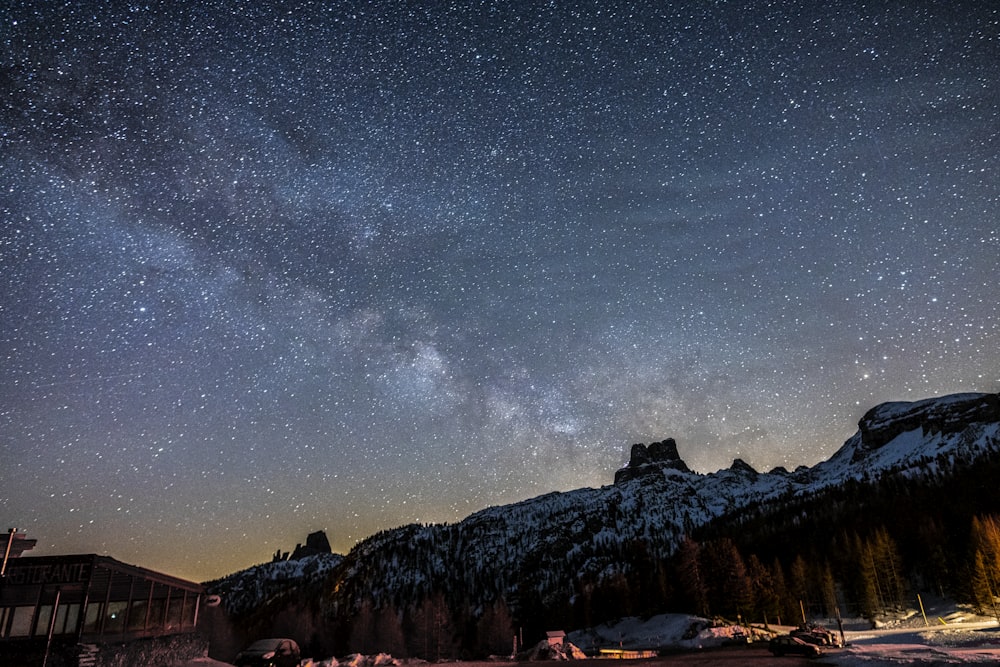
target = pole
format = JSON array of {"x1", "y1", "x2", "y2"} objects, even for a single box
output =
[
  {"x1": 1, "y1": 528, "x2": 17, "y2": 577},
  {"x1": 918, "y1": 593, "x2": 929, "y2": 627},
  {"x1": 42, "y1": 587, "x2": 62, "y2": 667},
  {"x1": 835, "y1": 605, "x2": 846, "y2": 647}
]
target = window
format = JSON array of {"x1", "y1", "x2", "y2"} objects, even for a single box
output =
[
  {"x1": 54, "y1": 603, "x2": 80, "y2": 636},
  {"x1": 104, "y1": 601, "x2": 128, "y2": 634},
  {"x1": 182, "y1": 596, "x2": 198, "y2": 628},
  {"x1": 8, "y1": 606, "x2": 34, "y2": 637},
  {"x1": 82, "y1": 602, "x2": 102, "y2": 634},
  {"x1": 147, "y1": 598, "x2": 165, "y2": 630},
  {"x1": 128, "y1": 599, "x2": 148, "y2": 632},
  {"x1": 33, "y1": 605, "x2": 52, "y2": 637},
  {"x1": 165, "y1": 595, "x2": 183, "y2": 631}
]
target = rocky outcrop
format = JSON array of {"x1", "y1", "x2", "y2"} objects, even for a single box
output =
[
  {"x1": 614, "y1": 438, "x2": 692, "y2": 484},
  {"x1": 273, "y1": 530, "x2": 334, "y2": 562},
  {"x1": 854, "y1": 393, "x2": 1000, "y2": 461},
  {"x1": 291, "y1": 530, "x2": 333, "y2": 560},
  {"x1": 729, "y1": 458, "x2": 758, "y2": 477}
]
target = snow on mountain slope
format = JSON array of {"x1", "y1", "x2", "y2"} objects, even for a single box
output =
[
  {"x1": 213, "y1": 392, "x2": 1000, "y2": 618},
  {"x1": 810, "y1": 392, "x2": 1000, "y2": 485},
  {"x1": 207, "y1": 552, "x2": 343, "y2": 615}
]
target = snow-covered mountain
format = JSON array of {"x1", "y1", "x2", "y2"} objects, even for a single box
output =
[
  {"x1": 208, "y1": 392, "x2": 1000, "y2": 654},
  {"x1": 814, "y1": 392, "x2": 1000, "y2": 482},
  {"x1": 207, "y1": 552, "x2": 344, "y2": 616}
]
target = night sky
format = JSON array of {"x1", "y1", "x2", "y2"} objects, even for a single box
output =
[{"x1": 2, "y1": 1, "x2": 998, "y2": 582}]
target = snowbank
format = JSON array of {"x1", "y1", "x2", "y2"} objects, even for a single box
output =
[
  {"x1": 567, "y1": 613, "x2": 766, "y2": 651},
  {"x1": 568, "y1": 602, "x2": 1000, "y2": 664},
  {"x1": 307, "y1": 653, "x2": 403, "y2": 667}
]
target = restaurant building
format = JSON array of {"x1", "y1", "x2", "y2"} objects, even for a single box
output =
[{"x1": 0, "y1": 554, "x2": 205, "y2": 666}]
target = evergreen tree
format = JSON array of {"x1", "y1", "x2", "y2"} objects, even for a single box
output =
[
  {"x1": 591, "y1": 572, "x2": 632, "y2": 623},
  {"x1": 914, "y1": 517, "x2": 952, "y2": 597},
  {"x1": 970, "y1": 550, "x2": 999, "y2": 618},
  {"x1": 348, "y1": 599, "x2": 377, "y2": 654},
  {"x1": 871, "y1": 527, "x2": 907, "y2": 610},
  {"x1": 676, "y1": 536, "x2": 709, "y2": 617},
  {"x1": 476, "y1": 598, "x2": 515, "y2": 657},
  {"x1": 406, "y1": 591, "x2": 457, "y2": 660},
  {"x1": 377, "y1": 604, "x2": 407, "y2": 657},
  {"x1": 856, "y1": 534, "x2": 884, "y2": 620},
  {"x1": 969, "y1": 515, "x2": 1000, "y2": 619},
  {"x1": 699, "y1": 538, "x2": 751, "y2": 619},
  {"x1": 789, "y1": 555, "x2": 810, "y2": 623},
  {"x1": 747, "y1": 554, "x2": 778, "y2": 626},
  {"x1": 770, "y1": 557, "x2": 795, "y2": 626},
  {"x1": 820, "y1": 561, "x2": 839, "y2": 618}
]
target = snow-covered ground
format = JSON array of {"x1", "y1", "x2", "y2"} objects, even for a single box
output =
[
  {"x1": 566, "y1": 599, "x2": 1000, "y2": 665},
  {"x1": 828, "y1": 608, "x2": 1000, "y2": 665},
  {"x1": 284, "y1": 607, "x2": 1000, "y2": 666}
]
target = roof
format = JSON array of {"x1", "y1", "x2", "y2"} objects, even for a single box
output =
[{"x1": 2, "y1": 553, "x2": 203, "y2": 592}]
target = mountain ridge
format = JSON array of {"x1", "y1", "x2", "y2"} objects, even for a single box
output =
[{"x1": 206, "y1": 391, "x2": 1000, "y2": 658}]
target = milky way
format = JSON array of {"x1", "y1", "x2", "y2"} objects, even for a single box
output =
[{"x1": 2, "y1": 1, "x2": 998, "y2": 581}]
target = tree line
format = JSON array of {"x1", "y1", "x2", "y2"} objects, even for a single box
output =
[
  {"x1": 325, "y1": 511, "x2": 1000, "y2": 659},
  {"x1": 231, "y1": 445, "x2": 1000, "y2": 659}
]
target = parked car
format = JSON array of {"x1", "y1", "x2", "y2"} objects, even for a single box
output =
[
  {"x1": 768, "y1": 634, "x2": 822, "y2": 658},
  {"x1": 792, "y1": 624, "x2": 841, "y2": 647},
  {"x1": 234, "y1": 638, "x2": 301, "y2": 667},
  {"x1": 721, "y1": 631, "x2": 752, "y2": 646}
]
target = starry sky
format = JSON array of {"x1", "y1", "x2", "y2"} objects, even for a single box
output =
[{"x1": 2, "y1": 0, "x2": 998, "y2": 582}]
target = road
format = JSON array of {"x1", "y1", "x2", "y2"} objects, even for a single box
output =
[{"x1": 540, "y1": 646, "x2": 841, "y2": 666}]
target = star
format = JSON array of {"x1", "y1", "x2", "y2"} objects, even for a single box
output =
[{"x1": 1, "y1": 0, "x2": 997, "y2": 581}]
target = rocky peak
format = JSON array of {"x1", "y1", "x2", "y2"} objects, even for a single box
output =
[
  {"x1": 273, "y1": 530, "x2": 334, "y2": 562},
  {"x1": 853, "y1": 392, "x2": 1000, "y2": 462},
  {"x1": 615, "y1": 438, "x2": 691, "y2": 484},
  {"x1": 728, "y1": 458, "x2": 758, "y2": 477},
  {"x1": 291, "y1": 530, "x2": 333, "y2": 560}
]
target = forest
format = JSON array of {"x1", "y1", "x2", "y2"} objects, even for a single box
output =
[
  {"x1": 223, "y1": 443, "x2": 1000, "y2": 660},
  {"x1": 576, "y1": 447, "x2": 1000, "y2": 629}
]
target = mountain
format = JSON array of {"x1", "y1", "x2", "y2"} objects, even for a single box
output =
[
  {"x1": 206, "y1": 392, "x2": 1000, "y2": 660},
  {"x1": 816, "y1": 392, "x2": 1000, "y2": 479},
  {"x1": 205, "y1": 551, "x2": 344, "y2": 617}
]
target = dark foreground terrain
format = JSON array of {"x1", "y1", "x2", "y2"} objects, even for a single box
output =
[
  {"x1": 185, "y1": 646, "x2": 840, "y2": 667},
  {"x1": 644, "y1": 647, "x2": 832, "y2": 664},
  {"x1": 462, "y1": 647, "x2": 842, "y2": 667}
]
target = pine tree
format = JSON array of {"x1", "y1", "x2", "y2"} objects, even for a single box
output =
[
  {"x1": 349, "y1": 599, "x2": 377, "y2": 654},
  {"x1": 871, "y1": 527, "x2": 906, "y2": 610},
  {"x1": 789, "y1": 555, "x2": 810, "y2": 623},
  {"x1": 820, "y1": 561, "x2": 838, "y2": 618},
  {"x1": 376, "y1": 604, "x2": 407, "y2": 657},
  {"x1": 747, "y1": 554, "x2": 778, "y2": 626},
  {"x1": 971, "y1": 550, "x2": 998, "y2": 617},
  {"x1": 676, "y1": 536, "x2": 709, "y2": 617},
  {"x1": 914, "y1": 517, "x2": 952, "y2": 597},
  {"x1": 969, "y1": 515, "x2": 1000, "y2": 619},
  {"x1": 857, "y1": 535, "x2": 884, "y2": 620},
  {"x1": 406, "y1": 591, "x2": 456, "y2": 660},
  {"x1": 770, "y1": 557, "x2": 795, "y2": 626},
  {"x1": 476, "y1": 598, "x2": 515, "y2": 657},
  {"x1": 703, "y1": 538, "x2": 751, "y2": 619}
]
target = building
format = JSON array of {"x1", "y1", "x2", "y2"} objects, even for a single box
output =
[
  {"x1": 597, "y1": 648, "x2": 659, "y2": 659},
  {"x1": 0, "y1": 554, "x2": 204, "y2": 666}
]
